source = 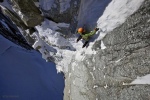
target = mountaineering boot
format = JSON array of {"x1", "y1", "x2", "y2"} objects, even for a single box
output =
[
  {"x1": 82, "y1": 41, "x2": 89, "y2": 48},
  {"x1": 76, "y1": 35, "x2": 82, "y2": 42},
  {"x1": 95, "y1": 28, "x2": 99, "y2": 31}
]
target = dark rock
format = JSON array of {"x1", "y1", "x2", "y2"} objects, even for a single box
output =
[
  {"x1": 0, "y1": 11, "x2": 33, "y2": 50},
  {"x1": 10, "y1": 0, "x2": 44, "y2": 27}
]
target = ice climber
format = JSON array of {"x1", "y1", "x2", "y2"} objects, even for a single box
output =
[{"x1": 76, "y1": 27, "x2": 99, "y2": 48}]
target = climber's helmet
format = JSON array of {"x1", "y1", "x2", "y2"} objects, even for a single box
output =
[{"x1": 77, "y1": 28, "x2": 85, "y2": 34}]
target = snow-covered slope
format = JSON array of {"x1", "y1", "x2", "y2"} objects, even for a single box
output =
[
  {"x1": 0, "y1": 0, "x2": 145, "y2": 73},
  {"x1": 32, "y1": 0, "x2": 144, "y2": 73},
  {"x1": 64, "y1": 0, "x2": 150, "y2": 99}
]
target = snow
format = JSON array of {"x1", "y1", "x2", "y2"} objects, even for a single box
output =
[
  {"x1": 72, "y1": 62, "x2": 77, "y2": 71},
  {"x1": 75, "y1": 51, "x2": 85, "y2": 62},
  {"x1": 90, "y1": 72, "x2": 95, "y2": 80},
  {"x1": 39, "y1": 0, "x2": 71, "y2": 13},
  {"x1": 35, "y1": 19, "x2": 71, "y2": 48},
  {"x1": 97, "y1": 0, "x2": 144, "y2": 37},
  {"x1": 104, "y1": 75, "x2": 106, "y2": 78},
  {"x1": 101, "y1": 41, "x2": 106, "y2": 49},
  {"x1": 68, "y1": 89, "x2": 70, "y2": 94},
  {"x1": 104, "y1": 84, "x2": 108, "y2": 89},
  {"x1": 77, "y1": 0, "x2": 144, "y2": 42},
  {"x1": 59, "y1": 0, "x2": 71, "y2": 13},
  {"x1": 69, "y1": 73, "x2": 71, "y2": 78},
  {"x1": 0, "y1": 35, "x2": 64, "y2": 100},
  {"x1": 0, "y1": 0, "x2": 146, "y2": 99},
  {"x1": 93, "y1": 67, "x2": 96, "y2": 71},
  {"x1": 36, "y1": 0, "x2": 144, "y2": 72},
  {"x1": 33, "y1": 19, "x2": 76, "y2": 72},
  {"x1": 93, "y1": 85, "x2": 98, "y2": 89},
  {"x1": 115, "y1": 56, "x2": 126, "y2": 63},
  {"x1": 22, "y1": 0, "x2": 144, "y2": 73},
  {"x1": 131, "y1": 74, "x2": 150, "y2": 84},
  {"x1": 0, "y1": 0, "x2": 24, "y2": 20},
  {"x1": 73, "y1": 80, "x2": 75, "y2": 85},
  {"x1": 39, "y1": 0, "x2": 54, "y2": 10},
  {"x1": 0, "y1": 0, "x2": 13, "y2": 11}
]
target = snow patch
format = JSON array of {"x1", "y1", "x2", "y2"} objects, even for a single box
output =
[
  {"x1": 101, "y1": 41, "x2": 106, "y2": 49},
  {"x1": 73, "y1": 80, "x2": 75, "y2": 85},
  {"x1": 59, "y1": 0, "x2": 71, "y2": 13},
  {"x1": 68, "y1": 89, "x2": 70, "y2": 94},
  {"x1": 104, "y1": 75, "x2": 106, "y2": 78},
  {"x1": 39, "y1": 0, "x2": 54, "y2": 10},
  {"x1": 39, "y1": 0, "x2": 71, "y2": 13},
  {"x1": 93, "y1": 85, "x2": 98, "y2": 89},
  {"x1": 104, "y1": 84, "x2": 108, "y2": 89},
  {"x1": 93, "y1": 67, "x2": 96, "y2": 71},
  {"x1": 35, "y1": 20, "x2": 71, "y2": 48},
  {"x1": 115, "y1": 56, "x2": 125, "y2": 63},
  {"x1": 97, "y1": 0, "x2": 144, "y2": 38},
  {"x1": 72, "y1": 62, "x2": 77, "y2": 71},
  {"x1": 69, "y1": 73, "x2": 71, "y2": 78},
  {"x1": 75, "y1": 51, "x2": 85, "y2": 62},
  {"x1": 131, "y1": 74, "x2": 150, "y2": 84}
]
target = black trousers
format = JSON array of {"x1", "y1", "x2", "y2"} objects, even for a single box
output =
[
  {"x1": 76, "y1": 35, "x2": 82, "y2": 42},
  {"x1": 76, "y1": 35, "x2": 89, "y2": 48}
]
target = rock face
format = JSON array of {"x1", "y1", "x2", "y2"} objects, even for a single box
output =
[
  {"x1": 0, "y1": 10, "x2": 33, "y2": 50},
  {"x1": 10, "y1": 0, "x2": 43, "y2": 27},
  {"x1": 0, "y1": 1, "x2": 40, "y2": 45},
  {"x1": 40, "y1": 0, "x2": 81, "y2": 33},
  {"x1": 64, "y1": 0, "x2": 150, "y2": 100},
  {"x1": 1, "y1": 6, "x2": 28, "y2": 29},
  {"x1": 1, "y1": 0, "x2": 81, "y2": 45},
  {"x1": 40, "y1": 0, "x2": 80, "y2": 23}
]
